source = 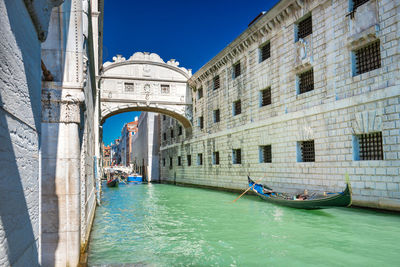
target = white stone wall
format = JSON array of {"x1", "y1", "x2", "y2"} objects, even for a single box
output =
[
  {"x1": 0, "y1": 0, "x2": 43, "y2": 266},
  {"x1": 131, "y1": 112, "x2": 161, "y2": 182},
  {"x1": 161, "y1": 0, "x2": 400, "y2": 211}
]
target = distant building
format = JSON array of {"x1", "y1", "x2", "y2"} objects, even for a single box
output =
[
  {"x1": 103, "y1": 145, "x2": 111, "y2": 167},
  {"x1": 110, "y1": 139, "x2": 120, "y2": 165},
  {"x1": 120, "y1": 117, "x2": 139, "y2": 166},
  {"x1": 131, "y1": 112, "x2": 161, "y2": 181}
]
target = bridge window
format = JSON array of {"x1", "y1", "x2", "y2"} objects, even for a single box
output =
[
  {"x1": 124, "y1": 82, "x2": 134, "y2": 92},
  {"x1": 178, "y1": 126, "x2": 183, "y2": 136},
  {"x1": 197, "y1": 153, "x2": 203, "y2": 165},
  {"x1": 213, "y1": 76, "x2": 220, "y2": 90},
  {"x1": 213, "y1": 151, "x2": 220, "y2": 165},
  {"x1": 213, "y1": 109, "x2": 220, "y2": 123},
  {"x1": 177, "y1": 156, "x2": 182, "y2": 166},
  {"x1": 232, "y1": 149, "x2": 242, "y2": 164},
  {"x1": 187, "y1": 155, "x2": 192, "y2": 166},
  {"x1": 233, "y1": 100, "x2": 241, "y2": 116},
  {"x1": 163, "y1": 115, "x2": 166, "y2": 121},
  {"x1": 161, "y1": 84, "x2": 170, "y2": 94},
  {"x1": 233, "y1": 62, "x2": 241, "y2": 79},
  {"x1": 197, "y1": 87, "x2": 203, "y2": 99}
]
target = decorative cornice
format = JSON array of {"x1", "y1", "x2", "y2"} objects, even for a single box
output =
[
  {"x1": 102, "y1": 52, "x2": 192, "y2": 79},
  {"x1": 189, "y1": 0, "x2": 303, "y2": 87}
]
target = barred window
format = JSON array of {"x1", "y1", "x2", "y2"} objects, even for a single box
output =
[
  {"x1": 356, "y1": 132, "x2": 383, "y2": 160},
  {"x1": 213, "y1": 109, "x2": 220, "y2": 123},
  {"x1": 213, "y1": 76, "x2": 220, "y2": 90},
  {"x1": 198, "y1": 87, "x2": 203, "y2": 99},
  {"x1": 163, "y1": 132, "x2": 166, "y2": 141},
  {"x1": 178, "y1": 126, "x2": 183, "y2": 136},
  {"x1": 197, "y1": 153, "x2": 203, "y2": 165},
  {"x1": 163, "y1": 115, "x2": 166, "y2": 121},
  {"x1": 298, "y1": 69, "x2": 314, "y2": 94},
  {"x1": 213, "y1": 151, "x2": 220, "y2": 165},
  {"x1": 177, "y1": 156, "x2": 182, "y2": 166},
  {"x1": 233, "y1": 62, "x2": 241, "y2": 79},
  {"x1": 297, "y1": 15, "x2": 312, "y2": 41},
  {"x1": 354, "y1": 41, "x2": 381, "y2": 76},
  {"x1": 260, "y1": 145, "x2": 272, "y2": 163},
  {"x1": 171, "y1": 129, "x2": 174, "y2": 138},
  {"x1": 260, "y1": 42, "x2": 271, "y2": 62},
  {"x1": 199, "y1": 116, "x2": 204, "y2": 129},
  {"x1": 125, "y1": 82, "x2": 134, "y2": 92},
  {"x1": 162, "y1": 158, "x2": 165, "y2": 167},
  {"x1": 169, "y1": 157, "x2": 173, "y2": 168},
  {"x1": 187, "y1": 155, "x2": 192, "y2": 166},
  {"x1": 232, "y1": 149, "x2": 242, "y2": 164},
  {"x1": 161, "y1": 84, "x2": 170, "y2": 94},
  {"x1": 352, "y1": 0, "x2": 370, "y2": 11},
  {"x1": 233, "y1": 100, "x2": 241, "y2": 116},
  {"x1": 299, "y1": 140, "x2": 315, "y2": 162},
  {"x1": 260, "y1": 87, "x2": 271, "y2": 106}
]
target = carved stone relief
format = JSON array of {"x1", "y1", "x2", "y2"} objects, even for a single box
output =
[{"x1": 351, "y1": 110, "x2": 382, "y2": 134}]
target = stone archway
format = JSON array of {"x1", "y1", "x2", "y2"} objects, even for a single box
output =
[{"x1": 99, "y1": 52, "x2": 193, "y2": 135}]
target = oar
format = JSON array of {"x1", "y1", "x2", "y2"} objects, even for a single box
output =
[{"x1": 232, "y1": 179, "x2": 262, "y2": 203}]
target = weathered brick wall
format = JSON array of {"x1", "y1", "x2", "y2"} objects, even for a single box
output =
[
  {"x1": 161, "y1": 0, "x2": 400, "y2": 211},
  {"x1": 0, "y1": 0, "x2": 41, "y2": 265}
]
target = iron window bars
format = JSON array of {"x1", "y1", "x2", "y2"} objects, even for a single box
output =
[
  {"x1": 261, "y1": 145, "x2": 272, "y2": 163},
  {"x1": 213, "y1": 76, "x2": 220, "y2": 90},
  {"x1": 355, "y1": 41, "x2": 381, "y2": 75},
  {"x1": 299, "y1": 69, "x2": 314, "y2": 94},
  {"x1": 301, "y1": 140, "x2": 315, "y2": 162},
  {"x1": 233, "y1": 149, "x2": 242, "y2": 164},
  {"x1": 297, "y1": 15, "x2": 312, "y2": 40},
  {"x1": 234, "y1": 100, "x2": 241, "y2": 115},
  {"x1": 261, "y1": 87, "x2": 271, "y2": 106},
  {"x1": 234, "y1": 62, "x2": 241, "y2": 78},
  {"x1": 260, "y1": 42, "x2": 271, "y2": 62},
  {"x1": 358, "y1": 132, "x2": 383, "y2": 160}
]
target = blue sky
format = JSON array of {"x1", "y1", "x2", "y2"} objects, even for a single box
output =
[{"x1": 102, "y1": 0, "x2": 280, "y2": 145}]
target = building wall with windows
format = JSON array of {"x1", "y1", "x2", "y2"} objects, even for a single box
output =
[{"x1": 160, "y1": 0, "x2": 400, "y2": 210}]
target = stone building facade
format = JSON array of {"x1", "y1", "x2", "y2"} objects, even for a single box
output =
[
  {"x1": 131, "y1": 112, "x2": 161, "y2": 181},
  {"x1": 1, "y1": 0, "x2": 103, "y2": 266},
  {"x1": 160, "y1": 0, "x2": 400, "y2": 211}
]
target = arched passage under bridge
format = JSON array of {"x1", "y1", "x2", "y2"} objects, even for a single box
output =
[{"x1": 99, "y1": 52, "x2": 193, "y2": 136}]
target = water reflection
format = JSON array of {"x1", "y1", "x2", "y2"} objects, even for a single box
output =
[{"x1": 88, "y1": 183, "x2": 400, "y2": 266}]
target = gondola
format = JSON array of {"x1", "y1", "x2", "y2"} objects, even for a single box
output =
[
  {"x1": 106, "y1": 178, "x2": 119, "y2": 187},
  {"x1": 248, "y1": 177, "x2": 351, "y2": 209}
]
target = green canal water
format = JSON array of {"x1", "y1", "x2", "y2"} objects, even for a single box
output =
[{"x1": 88, "y1": 183, "x2": 400, "y2": 266}]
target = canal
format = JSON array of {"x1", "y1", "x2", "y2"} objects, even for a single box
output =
[{"x1": 88, "y1": 183, "x2": 400, "y2": 266}]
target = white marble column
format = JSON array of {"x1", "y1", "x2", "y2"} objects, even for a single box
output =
[{"x1": 41, "y1": 87, "x2": 84, "y2": 267}]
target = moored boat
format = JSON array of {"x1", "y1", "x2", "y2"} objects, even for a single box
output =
[
  {"x1": 248, "y1": 176, "x2": 351, "y2": 209},
  {"x1": 106, "y1": 178, "x2": 119, "y2": 187},
  {"x1": 127, "y1": 175, "x2": 142, "y2": 183}
]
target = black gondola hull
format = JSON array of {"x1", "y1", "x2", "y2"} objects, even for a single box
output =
[
  {"x1": 248, "y1": 177, "x2": 351, "y2": 209},
  {"x1": 106, "y1": 179, "x2": 119, "y2": 187}
]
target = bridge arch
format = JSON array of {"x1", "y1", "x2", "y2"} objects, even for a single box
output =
[{"x1": 99, "y1": 52, "x2": 193, "y2": 135}]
